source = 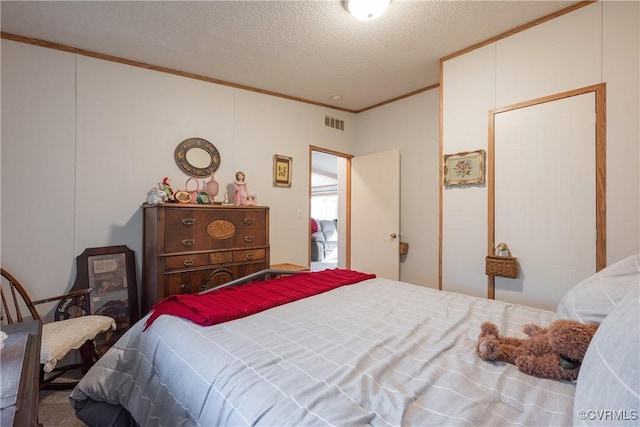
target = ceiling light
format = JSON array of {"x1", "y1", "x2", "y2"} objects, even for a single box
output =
[
  {"x1": 346, "y1": 0, "x2": 391, "y2": 21},
  {"x1": 330, "y1": 95, "x2": 343, "y2": 101}
]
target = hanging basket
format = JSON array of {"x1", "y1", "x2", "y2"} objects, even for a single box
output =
[{"x1": 485, "y1": 244, "x2": 518, "y2": 278}]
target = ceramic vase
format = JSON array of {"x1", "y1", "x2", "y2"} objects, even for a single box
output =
[{"x1": 205, "y1": 172, "x2": 219, "y2": 201}]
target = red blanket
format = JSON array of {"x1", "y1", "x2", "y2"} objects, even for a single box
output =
[{"x1": 144, "y1": 269, "x2": 375, "y2": 330}]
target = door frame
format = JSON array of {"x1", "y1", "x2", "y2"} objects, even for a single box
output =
[
  {"x1": 487, "y1": 83, "x2": 606, "y2": 299},
  {"x1": 309, "y1": 145, "x2": 354, "y2": 268}
]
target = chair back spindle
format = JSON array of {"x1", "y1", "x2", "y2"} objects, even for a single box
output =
[{"x1": 1, "y1": 268, "x2": 41, "y2": 325}]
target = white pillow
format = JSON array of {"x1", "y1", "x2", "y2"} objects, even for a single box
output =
[
  {"x1": 573, "y1": 283, "x2": 639, "y2": 426},
  {"x1": 557, "y1": 254, "x2": 639, "y2": 323}
]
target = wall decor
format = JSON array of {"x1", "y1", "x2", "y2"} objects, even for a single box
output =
[
  {"x1": 174, "y1": 137, "x2": 221, "y2": 177},
  {"x1": 443, "y1": 149, "x2": 485, "y2": 186},
  {"x1": 273, "y1": 154, "x2": 292, "y2": 188},
  {"x1": 55, "y1": 246, "x2": 139, "y2": 354}
]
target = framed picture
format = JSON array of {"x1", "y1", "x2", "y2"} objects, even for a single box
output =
[
  {"x1": 55, "y1": 245, "x2": 139, "y2": 354},
  {"x1": 273, "y1": 154, "x2": 292, "y2": 187},
  {"x1": 443, "y1": 149, "x2": 485, "y2": 186}
]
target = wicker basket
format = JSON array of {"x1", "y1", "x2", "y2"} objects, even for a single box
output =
[
  {"x1": 399, "y1": 242, "x2": 409, "y2": 255},
  {"x1": 485, "y1": 245, "x2": 518, "y2": 278}
]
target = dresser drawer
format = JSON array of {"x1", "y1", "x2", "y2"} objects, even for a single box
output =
[
  {"x1": 164, "y1": 229, "x2": 267, "y2": 252},
  {"x1": 167, "y1": 267, "x2": 236, "y2": 294},
  {"x1": 164, "y1": 209, "x2": 266, "y2": 232},
  {"x1": 233, "y1": 248, "x2": 266, "y2": 263},
  {"x1": 164, "y1": 253, "x2": 210, "y2": 271},
  {"x1": 210, "y1": 251, "x2": 233, "y2": 264},
  {"x1": 166, "y1": 263, "x2": 266, "y2": 295},
  {"x1": 227, "y1": 229, "x2": 267, "y2": 249},
  {"x1": 164, "y1": 251, "x2": 240, "y2": 271},
  {"x1": 164, "y1": 209, "x2": 267, "y2": 252},
  {"x1": 204, "y1": 209, "x2": 267, "y2": 230}
]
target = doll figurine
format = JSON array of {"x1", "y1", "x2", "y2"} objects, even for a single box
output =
[{"x1": 233, "y1": 171, "x2": 248, "y2": 205}]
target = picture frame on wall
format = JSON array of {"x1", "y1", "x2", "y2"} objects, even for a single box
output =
[
  {"x1": 273, "y1": 154, "x2": 292, "y2": 187},
  {"x1": 443, "y1": 149, "x2": 485, "y2": 186}
]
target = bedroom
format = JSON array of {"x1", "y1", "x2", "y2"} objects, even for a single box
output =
[
  {"x1": 0, "y1": 0, "x2": 639, "y2": 424},
  {"x1": 1, "y1": 0, "x2": 638, "y2": 311},
  {"x1": 1, "y1": 0, "x2": 639, "y2": 425}
]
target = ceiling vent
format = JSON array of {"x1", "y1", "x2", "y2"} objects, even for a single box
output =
[{"x1": 324, "y1": 115, "x2": 344, "y2": 131}]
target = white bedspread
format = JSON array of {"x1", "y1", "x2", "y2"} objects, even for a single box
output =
[{"x1": 71, "y1": 277, "x2": 575, "y2": 426}]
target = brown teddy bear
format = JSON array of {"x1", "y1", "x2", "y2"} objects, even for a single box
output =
[{"x1": 476, "y1": 319, "x2": 598, "y2": 381}]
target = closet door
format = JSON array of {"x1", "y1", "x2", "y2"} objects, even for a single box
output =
[{"x1": 493, "y1": 92, "x2": 596, "y2": 310}]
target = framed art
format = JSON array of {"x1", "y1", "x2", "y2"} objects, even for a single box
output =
[
  {"x1": 56, "y1": 245, "x2": 139, "y2": 353},
  {"x1": 273, "y1": 154, "x2": 292, "y2": 188},
  {"x1": 443, "y1": 149, "x2": 485, "y2": 186}
]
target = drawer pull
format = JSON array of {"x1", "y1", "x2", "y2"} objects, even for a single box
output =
[
  {"x1": 183, "y1": 259, "x2": 194, "y2": 266},
  {"x1": 180, "y1": 284, "x2": 187, "y2": 291},
  {"x1": 243, "y1": 218, "x2": 254, "y2": 225},
  {"x1": 245, "y1": 253, "x2": 254, "y2": 260},
  {"x1": 181, "y1": 218, "x2": 196, "y2": 226},
  {"x1": 244, "y1": 236, "x2": 255, "y2": 243},
  {"x1": 182, "y1": 239, "x2": 196, "y2": 246}
]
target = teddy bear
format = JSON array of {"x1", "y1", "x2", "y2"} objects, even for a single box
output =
[{"x1": 476, "y1": 319, "x2": 598, "y2": 381}]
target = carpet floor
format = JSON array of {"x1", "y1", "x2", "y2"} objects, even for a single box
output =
[
  {"x1": 39, "y1": 387, "x2": 86, "y2": 426},
  {"x1": 310, "y1": 258, "x2": 338, "y2": 272}
]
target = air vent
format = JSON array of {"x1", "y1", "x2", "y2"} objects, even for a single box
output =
[{"x1": 324, "y1": 115, "x2": 344, "y2": 131}]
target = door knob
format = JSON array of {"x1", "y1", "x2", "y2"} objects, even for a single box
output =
[{"x1": 390, "y1": 233, "x2": 397, "y2": 239}]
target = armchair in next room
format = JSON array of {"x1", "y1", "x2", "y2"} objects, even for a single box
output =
[{"x1": 310, "y1": 219, "x2": 338, "y2": 262}]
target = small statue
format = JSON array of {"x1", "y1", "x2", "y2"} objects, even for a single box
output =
[
  {"x1": 146, "y1": 187, "x2": 166, "y2": 205},
  {"x1": 223, "y1": 192, "x2": 229, "y2": 204},
  {"x1": 233, "y1": 171, "x2": 249, "y2": 205},
  {"x1": 160, "y1": 177, "x2": 174, "y2": 202}
]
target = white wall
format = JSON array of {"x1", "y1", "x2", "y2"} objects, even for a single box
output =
[
  {"x1": 1, "y1": 42, "x2": 77, "y2": 315},
  {"x1": 355, "y1": 90, "x2": 440, "y2": 287},
  {"x1": 1, "y1": 40, "x2": 356, "y2": 316},
  {"x1": 441, "y1": 2, "x2": 640, "y2": 302},
  {"x1": 602, "y1": 1, "x2": 640, "y2": 262}
]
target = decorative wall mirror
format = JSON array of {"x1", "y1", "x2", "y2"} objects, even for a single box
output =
[{"x1": 175, "y1": 137, "x2": 221, "y2": 177}]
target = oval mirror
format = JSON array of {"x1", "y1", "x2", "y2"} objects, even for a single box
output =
[{"x1": 174, "y1": 138, "x2": 221, "y2": 177}]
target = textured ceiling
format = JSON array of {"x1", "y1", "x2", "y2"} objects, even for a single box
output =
[{"x1": 1, "y1": 0, "x2": 581, "y2": 112}]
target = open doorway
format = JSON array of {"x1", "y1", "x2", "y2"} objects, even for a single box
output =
[{"x1": 309, "y1": 147, "x2": 351, "y2": 271}]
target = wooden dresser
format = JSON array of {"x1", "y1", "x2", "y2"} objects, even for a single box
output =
[{"x1": 142, "y1": 204, "x2": 270, "y2": 313}]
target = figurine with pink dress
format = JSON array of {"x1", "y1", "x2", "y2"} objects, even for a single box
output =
[{"x1": 233, "y1": 171, "x2": 248, "y2": 205}]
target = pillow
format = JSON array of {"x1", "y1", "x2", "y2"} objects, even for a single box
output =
[
  {"x1": 310, "y1": 218, "x2": 319, "y2": 234},
  {"x1": 573, "y1": 284, "x2": 639, "y2": 426},
  {"x1": 557, "y1": 254, "x2": 639, "y2": 323}
]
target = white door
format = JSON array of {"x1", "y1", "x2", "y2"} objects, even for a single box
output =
[
  {"x1": 351, "y1": 149, "x2": 400, "y2": 280},
  {"x1": 494, "y1": 93, "x2": 596, "y2": 310}
]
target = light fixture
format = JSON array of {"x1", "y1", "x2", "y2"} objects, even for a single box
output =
[{"x1": 345, "y1": 0, "x2": 391, "y2": 21}]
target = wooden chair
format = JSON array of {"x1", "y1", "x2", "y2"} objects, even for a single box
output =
[{"x1": 0, "y1": 268, "x2": 115, "y2": 389}]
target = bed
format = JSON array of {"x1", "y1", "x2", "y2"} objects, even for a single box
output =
[{"x1": 70, "y1": 256, "x2": 640, "y2": 427}]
